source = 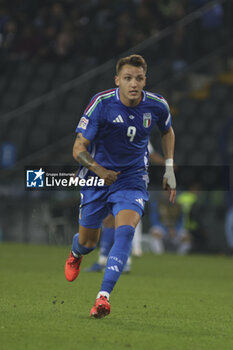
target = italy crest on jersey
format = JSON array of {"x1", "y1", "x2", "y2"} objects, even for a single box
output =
[{"x1": 143, "y1": 113, "x2": 152, "y2": 128}]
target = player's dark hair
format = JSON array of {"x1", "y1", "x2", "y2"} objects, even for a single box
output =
[{"x1": 116, "y1": 54, "x2": 147, "y2": 74}]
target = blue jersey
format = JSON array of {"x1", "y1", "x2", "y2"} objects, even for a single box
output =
[{"x1": 76, "y1": 88, "x2": 171, "y2": 179}]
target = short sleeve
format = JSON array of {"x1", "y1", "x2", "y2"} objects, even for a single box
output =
[
  {"x1": 75, "y1": 95, "x2": 103, "y2": 141},
  {"x1": 156, "y1": 97, "x2": 172, "y2": 133}
]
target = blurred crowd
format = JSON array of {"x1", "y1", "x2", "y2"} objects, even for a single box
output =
[
  {"x1": 0, "y1": 0, "x2": 228, "y2": 64},
  {"x1": 0, "y1": 0, "x2": 232, "y2": 253}
]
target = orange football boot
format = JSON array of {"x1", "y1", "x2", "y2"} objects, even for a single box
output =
[
  {"x1": 65, "y1": 252, "x2": 83, "y2": 282},
  {"x1": 90, "y1": 295, "x2": 111, "y2": 318}
]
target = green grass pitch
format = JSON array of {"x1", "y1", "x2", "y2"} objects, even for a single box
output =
[{"x1": 0, "y1": 243, "x2": 233, "y2": 350}]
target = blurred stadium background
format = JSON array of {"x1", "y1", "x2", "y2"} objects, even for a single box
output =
[{"x1": 0, "y1": 0, "x2": 232, "y2": 252}]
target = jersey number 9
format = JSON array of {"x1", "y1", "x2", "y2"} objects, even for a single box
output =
[{"x1": 127, "y1": 126, "x2": 136, "y2": 142}]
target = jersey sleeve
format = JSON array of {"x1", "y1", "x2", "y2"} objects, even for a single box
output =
[
  {"x1": 75, "y1": 94, "x2": 103, "y2": 141},
  {"x1": 156, "y1": 96, "x2": 172, "y2": 133}
]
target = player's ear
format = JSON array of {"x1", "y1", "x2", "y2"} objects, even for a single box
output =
[{"x1": 115, "y1": 75, "x2": 119, "y2": 86}]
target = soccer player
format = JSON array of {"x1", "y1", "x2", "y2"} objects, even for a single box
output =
[{"x1": 65, "y1": 54, "x2": 176, "y2": 318}]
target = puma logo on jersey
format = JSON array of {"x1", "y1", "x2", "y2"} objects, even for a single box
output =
[{"x1": 113, "y1": 115, "x2": 124, "y2": 123}]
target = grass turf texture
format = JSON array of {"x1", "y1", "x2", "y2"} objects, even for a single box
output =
[{"x1": 0, "y1": 243, "x2": 233, "y2": 350}]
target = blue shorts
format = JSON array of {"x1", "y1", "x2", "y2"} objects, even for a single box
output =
[{"x1": 79, "y1": 189, "x2": 148, "y2": 229}]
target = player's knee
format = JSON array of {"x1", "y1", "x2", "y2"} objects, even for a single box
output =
[
  {"x1": 78, "y1": 226, "x2": 100, "y2": 247},
  {"x1": 115, "y1": 209, "x2": 141, "y2": 228},
  {"x1": 78, "y1": 238, "x2": 98, "y2": 248}
]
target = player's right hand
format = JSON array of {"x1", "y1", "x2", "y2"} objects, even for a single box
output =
[{"x1": 96, "y1": 167, "x2": 120, "y2": 186}]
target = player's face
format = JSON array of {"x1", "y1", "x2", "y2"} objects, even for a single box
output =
[{"x1": 115, "y1": 64, "x2": 146, "y2": 107}]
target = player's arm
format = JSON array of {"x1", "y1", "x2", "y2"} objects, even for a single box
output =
[
  {"x1": 148, "y1": 141, "x2": 164, "y2": 165},
  {"x1": 161, "y1": 126, "x2": 176, "y2": 203},
  {"x1": 73, "y1": 133, "x2": 120, "y2": 185},
  {"x1": 149, "y1": 152, "x2": 165, "y2": 165}
]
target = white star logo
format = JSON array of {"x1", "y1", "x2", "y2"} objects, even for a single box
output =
[{"x1": 33, "y1": 168, "x2": 45, "y2": 181}]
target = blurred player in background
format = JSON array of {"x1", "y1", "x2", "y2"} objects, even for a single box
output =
[
  {"x1": 64, "y1": 54, "x2": 176, "y2": 318},
  {"x1": 177, "y1": 188, "x2": 208, "y2": 254},
  {"x1": 149, "y1": 191, "x2": 191, "y2": 254},
  {"x1": 85, "y1": 143, "x2": 165, "y2": 273}
]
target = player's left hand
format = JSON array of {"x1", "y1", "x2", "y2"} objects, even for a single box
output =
[{"x1": 163, "y1": 166, "x2": 176, "y2": 203}]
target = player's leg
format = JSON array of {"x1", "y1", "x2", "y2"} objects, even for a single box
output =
[
  {"x1": 85, "y1": 213, "x2": 132, "y2": 273},
  {"x1": 85, "y1": 214, "x2": 115, "y2": 272},
  {"x1": 90, "y1": 205, "x2": 141, "y2": 318},
  {"x1": 99, "y1": 209, "x2": 140, "y2": 293},
  {"x1": 99, "y1": 212, "x2": 133, "y2": 273},
  {"x1": 65, "y1": 190, "x2": 109, "y2": 281},
  {"x1": 100, "y1": 215, "x2": 115, "y2": 262},
  {"x1": 100, "y1": 210, "x2": 140, "y2": 298}
]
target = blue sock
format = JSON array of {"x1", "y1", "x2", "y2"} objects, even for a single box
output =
[
  {"x1": 100, "y1": 225, "x2": 135, "y2": 294},
  {"x1": 72, "y1": 233, "x2": 96, "y2": 256},
  {"x1": 100, "y1": 227, "x2": 115, "y2": 257}
]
